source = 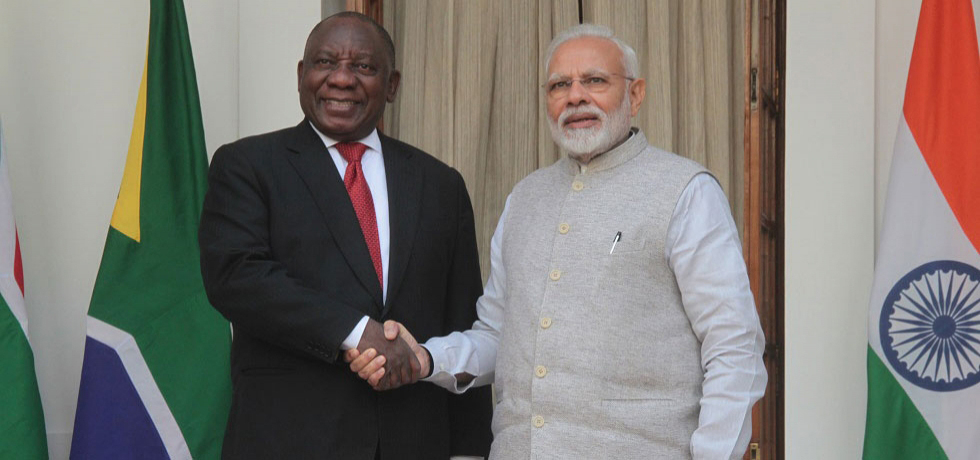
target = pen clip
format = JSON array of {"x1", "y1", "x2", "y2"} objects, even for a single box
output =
[{"x1": 609, "y1": 231, "x2": 622, "y2": 254}]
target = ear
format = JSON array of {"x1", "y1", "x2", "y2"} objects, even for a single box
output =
[
  {"x1": 297, "y1": 60, "x2": 305, "y2": 92},
  {"x1": 628, "y1": 77, "x2": 646, "y2": 116},
  {"x1": 386, "y1": 69, "x2": 402, "y2": 103}
]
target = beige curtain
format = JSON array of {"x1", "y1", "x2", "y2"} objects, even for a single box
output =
[
  {"x1": 582, "y1": 0, "x2": 745, "y2": 235},
  {"x1": 383, "y1": 0, "x2": 744, "y2": 278}
]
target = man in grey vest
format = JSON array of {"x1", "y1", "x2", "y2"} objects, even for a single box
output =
[{"x1": 348, "y1": 24, "x2": 767, "y2": 459}]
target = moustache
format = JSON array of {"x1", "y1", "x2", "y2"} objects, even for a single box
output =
[{"x1": 558, "y1": 106, "x2": 605, "y2": 128}]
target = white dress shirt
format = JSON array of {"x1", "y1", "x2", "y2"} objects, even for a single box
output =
[
  {"x1": 309, "y1": 124, "x2": 387, "y2": 349},
  {"x1": 423, "y1": 173, "x2": 767, "y2": 459}
]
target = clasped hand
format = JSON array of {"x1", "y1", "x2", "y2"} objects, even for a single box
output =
[{"x1": 348, "y1": 320, "x2": 430, "y2": 390}]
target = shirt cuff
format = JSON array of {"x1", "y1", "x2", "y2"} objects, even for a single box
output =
[
  {"x1": 421, "y1": 342, "x2": 477, "y2": 394},
  {"x1": 340, "y1": 315, "x2": 370, "y2": 350}
]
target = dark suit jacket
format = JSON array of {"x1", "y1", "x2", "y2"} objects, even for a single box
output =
[{"x1": 199, "y1": 121, "x2": 493, "y2": 460}]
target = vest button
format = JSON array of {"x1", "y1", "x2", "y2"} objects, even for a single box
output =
[
  {"x1": 571, "y1": 181, "x2": 584, "y2": 191},
  {"x1": 532, "y1": 415, "x2": 545, "y2": 428},
  {"x1": 549, "y1": 269, "x2": 561, "y2": 281},
  {"x1": 540, "y1": 317, "x2": 552, "y2": 329},
  {"x1": 535, "y1": 365, "x2": 548, "y2": 378},
  {"x1": 558, "y1": 222, "x2": 570, "y2": 234}
]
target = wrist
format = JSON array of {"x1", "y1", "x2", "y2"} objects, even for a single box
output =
[{"x1": 420, "y1": 345, "x2": 433, "y2": 378}]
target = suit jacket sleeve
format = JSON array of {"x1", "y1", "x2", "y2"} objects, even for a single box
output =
[
  {"x1": 443, "y1": 171, "x2": 494, "y2": 457},
  {"x1": 198, "y1": 142, "x2": 364, "y2": 363}
]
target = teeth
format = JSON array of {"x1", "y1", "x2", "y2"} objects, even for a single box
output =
[{"x1": 324, "y1": 100, "x2": 357, "y2": 107}]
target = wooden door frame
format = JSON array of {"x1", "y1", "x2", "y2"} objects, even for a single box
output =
[{"x1": 743, "y1": 0, "x2": 785, "y2": 458}]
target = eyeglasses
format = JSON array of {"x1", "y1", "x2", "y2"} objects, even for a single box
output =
[{"x1": 543, "y1": 74, "x2": 635, "y2": 98}]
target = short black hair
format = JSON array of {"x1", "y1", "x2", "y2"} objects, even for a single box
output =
[{"x1": 310, "y1": 11, "x2": 396, "y2": 70}]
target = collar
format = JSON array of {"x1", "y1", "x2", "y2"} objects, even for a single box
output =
[
  {"x1": 561, "y1": 127, "x2": 647, "y2": 176},
  {"x1": 308, "y1": 122, "x2": 384, "y2": 155}
]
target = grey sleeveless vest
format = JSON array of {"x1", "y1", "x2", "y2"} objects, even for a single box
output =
[{"x1": 490, "y1": 129, "x2": 709, "y2": 459}]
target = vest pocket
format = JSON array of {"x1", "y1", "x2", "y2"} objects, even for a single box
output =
[{"x1": 591, "y1": 240, "x2": 653, "y2": 311}]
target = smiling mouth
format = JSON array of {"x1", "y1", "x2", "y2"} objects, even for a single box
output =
[{"x1": 320, "y1": 98, "x2": 360, "y2": 108}]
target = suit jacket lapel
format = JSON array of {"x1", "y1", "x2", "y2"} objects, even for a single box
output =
[
  {"x1": 284, "y1": 121, "x2": 384, "y2": 311},
  {"x1": 381, "y1": 134, "x2": 422, "y2": 316}
]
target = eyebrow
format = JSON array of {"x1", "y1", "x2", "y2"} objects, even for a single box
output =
[
  {"x1": 547, "y1": 68, "x2": 613, "y2": 81},
  {"x1": 310, "y1": 48, "x2": 379, "y2": 60}
]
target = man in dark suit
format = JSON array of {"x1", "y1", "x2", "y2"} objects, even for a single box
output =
[{"x1": 198, "y1": 12, "x2": 493, "y2": 460}]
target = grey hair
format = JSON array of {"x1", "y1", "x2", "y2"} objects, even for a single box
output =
[{"x1": 544, "y1": 24, "x2": 639, "y2": 78}]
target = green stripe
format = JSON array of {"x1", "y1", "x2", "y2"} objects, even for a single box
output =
[
  {"x1": 87, "y1": 0, "x2": 230, "y2": 457},
  {"x1": 864, "y1": 346, "x2": 947, "y2": 460},
  {"x1": 0, "y1": 296, "x2": 48, "y2": 459}
]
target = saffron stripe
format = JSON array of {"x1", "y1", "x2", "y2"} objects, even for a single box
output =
[{"x1": 903, "y1": 0, "x2": 980, "y2": 253}]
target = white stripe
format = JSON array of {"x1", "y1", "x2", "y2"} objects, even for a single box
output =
[
  {"x1": 87, "y1": 316, "x2": 192, "y2": 459},
  {"x1": 869, "y1": 115, "x2": 980, "y2": 460},
  {"x1": 0, "y1": 120, "x2": 30, "y2": 339}
]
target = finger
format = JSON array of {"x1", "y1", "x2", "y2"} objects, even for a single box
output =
[
  {"x1": 348, "y1": 348, "x2": 377, "y2": 373},
  {"x1": 344, "y1": 348, "x2": 360, "y2": 363},
  {"x1": 368, "y1": 367, "x2": 386, "y2": 387},
  {"x1": 383, "y1": 320, "x2": 401, "y2": 341},
  {"x1": 397, "y1": 324, "x2": 416, "y2": 346},
  {"x1": 357, "y1": 355, "x2": 386, "y2": 380},
  {"x1": 367, "y1": 368, "x2": 386, "y2": 389}
]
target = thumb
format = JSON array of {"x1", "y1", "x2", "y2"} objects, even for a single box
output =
[{"x1": 383, "y1": 320, "x2": 401, "y2": 341}]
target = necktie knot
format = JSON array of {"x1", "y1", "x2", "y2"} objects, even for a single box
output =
[{"x1": 336, "y1": 142, "x2": 368, "y2": 164}]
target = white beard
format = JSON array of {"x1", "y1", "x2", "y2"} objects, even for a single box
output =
[{"x1": 548, "y1": 92, "x2": 633, "y2": 162}]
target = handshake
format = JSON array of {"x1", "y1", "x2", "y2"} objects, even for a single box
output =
[{"x1": 347, "y1": 319, "x2": 430, "y2": 391}]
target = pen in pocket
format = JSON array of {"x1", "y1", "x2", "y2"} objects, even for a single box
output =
[{"x1": 609, "y1": 231, "x2": 622, "y2": 254}]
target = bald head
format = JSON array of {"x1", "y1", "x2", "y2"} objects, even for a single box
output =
[{"x1": 307, "y1": 12, "x2": 395, "y2": 70}]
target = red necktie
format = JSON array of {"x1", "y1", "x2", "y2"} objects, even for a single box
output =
[{"x1": 335, "y1": 142, "x2": 383, "y2": 291}]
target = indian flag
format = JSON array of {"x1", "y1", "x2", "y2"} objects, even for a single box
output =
[
  {"x1": 0, "y1": 121, "x2": 48, "y2": 458},
  {"x1": 69, "y1": 0, "x2": 231, "y2": 458},
  {"x1": 864, "y1": 0, "x2": 980, "y2": 459}
]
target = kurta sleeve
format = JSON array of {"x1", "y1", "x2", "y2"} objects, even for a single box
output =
[{"x1": 666, "y1": 174, "x2": 768, "y2": 459}]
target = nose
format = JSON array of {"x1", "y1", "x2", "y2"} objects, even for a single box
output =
[
  {"x1": 565, "y1": 79, "x2": 591, "y2": 107},
  {"x1": 326, "y1": 64, "x2": 357, "y2": 88}
]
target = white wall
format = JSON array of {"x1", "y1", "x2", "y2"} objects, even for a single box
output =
[
  {"x1": 784, "y1": 1, "x2": 876, "y2": 458},
  {"x1": 0, "y1": 1, "x2": 318, "y2": 458},
  {"x1": 239, "y1": 0, "x2": 322, "y2": 136},
  {"x1": 875, "y1": 0, "x2": 924, "y2": 240}
]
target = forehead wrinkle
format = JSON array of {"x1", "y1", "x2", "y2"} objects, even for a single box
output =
[{"x1": 314, "y1": 48, "x2": 377, "y2": 60}]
